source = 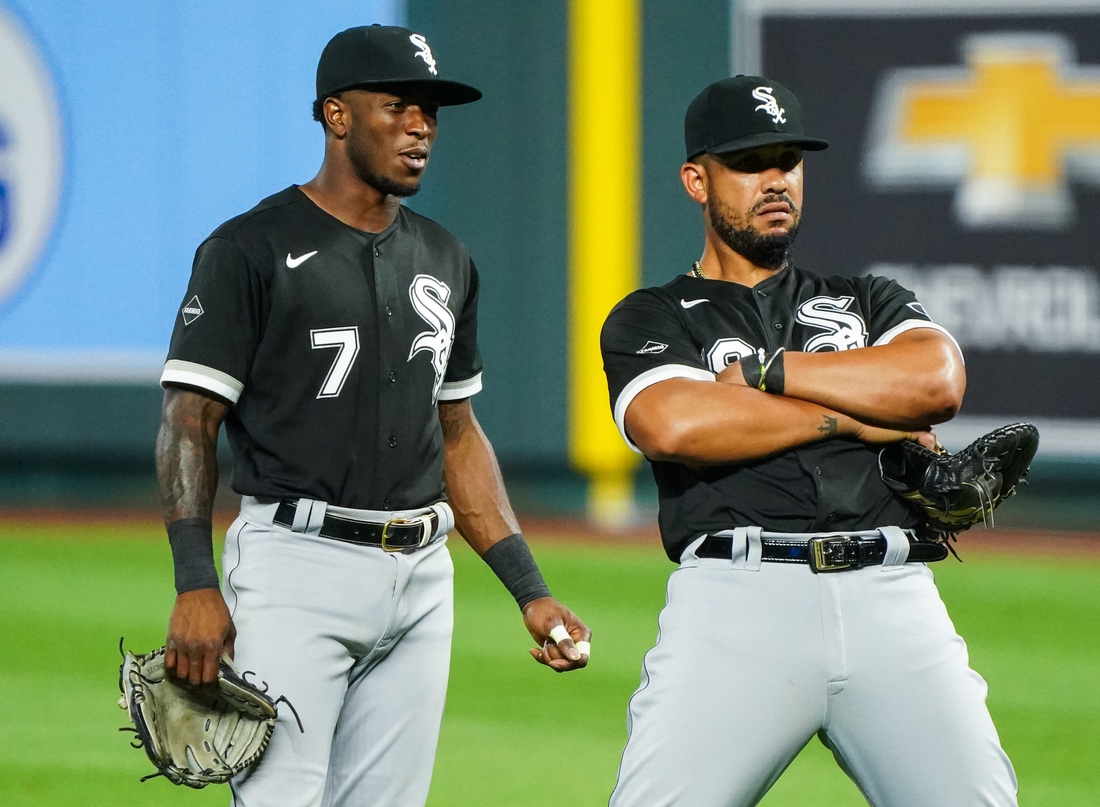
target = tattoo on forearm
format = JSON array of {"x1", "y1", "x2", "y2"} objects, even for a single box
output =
[
  {"x1": 439, "y1": 412, "x2": 459, "y2": 440},
  {"x1": 156, "y1": 390, "x2": 226, "y2": 524},
  {"x1": 437, "y1": 400, "x2": 471, "y2": 441},
  {"x1": 818, "y1": 415, "x2": 839, "y2": 438}
]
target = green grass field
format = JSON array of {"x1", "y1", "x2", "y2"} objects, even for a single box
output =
[{"x1": 0, "y1": 522, "x2": 1097, "y2": 806}]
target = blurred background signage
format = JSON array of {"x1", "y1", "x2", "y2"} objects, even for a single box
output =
[
  {"x1": 0, "y1": 0, "x2": 401, "y2": 381},
  {"x1": 0, "y1": 5, "x2": 62, "y2": 313},
  {"x1": 736, "y1": 0, "x2": 1100, "y2": 453}
]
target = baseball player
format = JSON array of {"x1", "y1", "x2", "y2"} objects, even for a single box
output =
[
  {"x1": 155, "y1": 25, "x2": 590, "y2": 807},
  {"x1": 599, "y1": 76, "x2": 1018, "y2": 806}
]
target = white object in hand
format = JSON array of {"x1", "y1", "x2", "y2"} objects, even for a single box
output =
[{"x1": 549, "y1": 625, "x2": 571, "y2": 645}]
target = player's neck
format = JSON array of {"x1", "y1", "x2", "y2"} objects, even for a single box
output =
[
  {"x1": 694, "y1": 241, "x2": 784, "y2": 288},
  {"x1": 301, "y1": 158, "x2": 402, "y2": 234}
]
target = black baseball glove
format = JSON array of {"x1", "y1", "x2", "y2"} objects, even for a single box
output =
[
  {"x1": 118, "y1": 643, "x2": 301, "y2": 788},
  {"x1": 879, "y1": 422, "x2": 1039, "y2": 539}
]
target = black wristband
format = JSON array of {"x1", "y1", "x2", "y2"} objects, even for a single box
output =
[
  {"x1": 761, "y1": 347, "x2": 785, "y2": 395},
  {"x1": 739, "y1": 348, "x2": 785, "y2": 395},
  {"x1": 167, "y1": 518, "x2": 220, "y2": 594},
  {"x1": 482, "y1": 533, "x2": 552, "y2": 610},
  {"x1": 739, "y1": 351, "x2": 763, "y2": 388}
]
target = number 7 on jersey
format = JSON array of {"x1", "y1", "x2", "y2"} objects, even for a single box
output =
[{"x1": 310, "y1": 327, "x2": 360, "y2": 398}]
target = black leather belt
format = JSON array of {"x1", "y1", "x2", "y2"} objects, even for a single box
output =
[
  {"x1": 696, "y1": 532, "x2": 948, "y2": 573},
  {"x1": 274, "y1": 500, "x2": 439, "y2": 552}
]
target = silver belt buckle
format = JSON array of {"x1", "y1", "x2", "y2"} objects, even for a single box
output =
[
  {"x1": 381, "y1": 513, "x2": 434, "y2": 552},
  {"x1": 808, "y1": 536, "x2": 852, "y2": 573}
]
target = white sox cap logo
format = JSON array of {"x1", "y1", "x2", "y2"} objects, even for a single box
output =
[
  {"x1": 752, "y1": 86, "x2": 786, "y2": 125},
  {"x1": 408, "y1": 274, "x2": 455, "y2": 403},
  {"x1": 409, "y1": 34, "x2": 438, "y2": 76}
]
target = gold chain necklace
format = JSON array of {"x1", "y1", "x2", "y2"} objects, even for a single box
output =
[{"x1": 690, "y1": 261, "x2": 707, "y2": 279}]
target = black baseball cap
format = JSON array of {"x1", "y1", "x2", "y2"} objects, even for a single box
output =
[
  {"x1": 316, "y1": 25, "x2": 482, "y2": 107},
  {"x1": 685, "y1": 75, "x2": 828, "y2": 161}
]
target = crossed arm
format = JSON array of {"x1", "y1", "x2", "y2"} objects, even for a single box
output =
[{"x1": 626, "y1": 329, "x2": 964, "y2": 465}]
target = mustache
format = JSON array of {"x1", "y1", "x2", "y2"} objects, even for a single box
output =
[{"x1": 751, "y1": 194, "x2": 800, "y2": 217}]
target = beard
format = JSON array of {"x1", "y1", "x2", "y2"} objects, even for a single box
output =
[
  {"x1": 708, "y1": 193, "x2": 800, "y2": 270},
  {"x1": 369, "y1": 173, "x2": 421, "y2": 198},
  {"x1": 346, "y1": 135, "x2": 422, "y2": 198}
]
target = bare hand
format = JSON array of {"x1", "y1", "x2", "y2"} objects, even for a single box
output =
[
  {"x1": 915, "y1": 429, "x2": 940, "y2": 450},
  {"x1": 165, "y1": 588, "x2": 236, "y2": 685},
  {"x1": 522, "y1": 597, "x2": 591, "y2": 673}
]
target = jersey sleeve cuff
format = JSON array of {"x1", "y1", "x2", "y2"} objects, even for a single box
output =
[
  {"x1": 160, "y1": 359, "x2": 245, "y2": 404},
  {"x1": 438, "y1": 371, "x2": 482, "y2": 401},
  {"x1": 613, "y1": 364, "x2": 716, "y2": 453},
  {"x1": 873, "y1": 320, "x2": 964, "y2": 362}
]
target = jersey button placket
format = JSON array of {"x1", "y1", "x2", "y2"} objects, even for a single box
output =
[
  {"x1": 372, "y1": 242, "x2": 401, "y2": 499},
  {"x1": 752, "y1": 281, "x2": 782, "y2": 350}
]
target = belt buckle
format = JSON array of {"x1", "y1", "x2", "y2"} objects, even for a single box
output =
[
  {"x1": 381, "y1": 514, "x2": 433, "y2": 552},
  {"x1": 808, "y1": 536, "x2": 852, "y2": 573}
]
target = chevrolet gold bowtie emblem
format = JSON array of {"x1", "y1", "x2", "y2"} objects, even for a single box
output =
[{"x1": 865, "y1": 33, "x2": 1100, "y2": 230}]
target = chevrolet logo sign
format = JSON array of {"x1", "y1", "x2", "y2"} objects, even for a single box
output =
[{"x1": 865, "y1": 33, "x2": 1100, "y2": 230}]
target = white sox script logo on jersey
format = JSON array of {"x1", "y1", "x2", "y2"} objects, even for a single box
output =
[
  {"x1": 409, "y1": 34, "x2": 438, "y2": 75},
  {"x1": 408, "y1": 274, "x2": 456, "y2": 403},
  {"x1": 796, "y1": 296, "x2": 868, "y2": 352},
  {"x1": 752, "y1": 86, "x2": 786, "y2": 124}
]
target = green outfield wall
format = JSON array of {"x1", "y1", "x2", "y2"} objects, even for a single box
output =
[{"x1": 405, "y1": 0, "x2": 730, "y2": 464}]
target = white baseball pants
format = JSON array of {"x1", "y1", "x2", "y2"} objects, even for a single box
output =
[
  {"x1": 609, "y1": 537, "x2": 1018, "y2": 807},
  {"x1": 223, "y1": 497, "x2": 454, "y2": 807}
]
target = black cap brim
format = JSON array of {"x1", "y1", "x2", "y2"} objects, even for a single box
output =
[
  {"x1": 325, "y1": 78, "x2": 482, "y2": 106},
  {"x1": 690, "y1": 132, "x2": 829, "y2": 161}
]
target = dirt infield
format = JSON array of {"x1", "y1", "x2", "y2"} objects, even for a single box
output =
[{"x1": 2, "y1": 508, "x2": 1097, "y2": 558}]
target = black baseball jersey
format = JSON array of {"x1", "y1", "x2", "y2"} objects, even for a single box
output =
[
  {"x1": 601, "y1": 264, "x2": 959, "y2": 562},
  {"x1": 161, "y1": 186, "x2": 482, "y2": 511}
]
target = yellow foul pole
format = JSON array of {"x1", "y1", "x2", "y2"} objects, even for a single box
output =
[{"x1": 568, "y1": 0, "x2": 642, "y2": 527}]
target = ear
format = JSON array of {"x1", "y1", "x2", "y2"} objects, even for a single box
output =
[
  {"x1": 323, "y1": 97, "x2": 350, "y2": 138},
  {"x1": 680, "y1": 161, "x2": 708, "y2": 205}
]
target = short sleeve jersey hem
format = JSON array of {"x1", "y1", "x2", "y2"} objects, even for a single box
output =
[
  {"x1": 613, "y1": 364, "x2": 715, "y2": 452},
  {"x1": 160, "y1": 359, "x2": 246, "y2": 404}
]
